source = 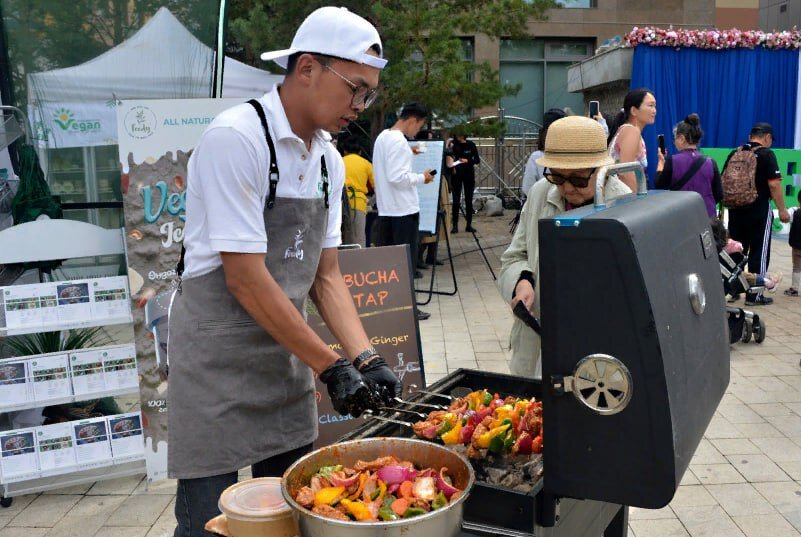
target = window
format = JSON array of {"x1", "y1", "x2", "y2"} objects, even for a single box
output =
[
  {"x1": 555, "y1": 0, "x2": 596, "y2": 7},
  {"x1": 499, "y1": 38, "x2": 593, "y2": 124},
  {"x1": 780, "y1": 4, "x2": 787, "y2": 12}
]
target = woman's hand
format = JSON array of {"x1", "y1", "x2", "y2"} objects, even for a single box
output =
[
  {"x1": 512, "y1": 279, "x2": 535, "y2": 311},
  {"x1": 656, "y1": 146, "x2": 666, "y2": 172}
]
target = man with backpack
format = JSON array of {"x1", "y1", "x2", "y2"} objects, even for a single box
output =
[{"x1": 721, "y1": 122, "x2": 790, "y2": 305}]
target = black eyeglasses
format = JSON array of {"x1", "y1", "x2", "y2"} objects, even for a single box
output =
[
  {"x1": 321, "y1": 63, "x2": 379, "y2": 109},
  {"x1": 543, "y1": 168, "x2": 596, "y2": 189}
]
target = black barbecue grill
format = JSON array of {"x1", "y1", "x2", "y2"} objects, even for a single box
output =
[{"x1": 340, "y1": 170, "x2": 730, "y2": 537}]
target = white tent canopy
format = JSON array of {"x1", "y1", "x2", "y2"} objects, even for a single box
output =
[{"x1": 27, "y1": 7, "x2": 283, "y2": 148}]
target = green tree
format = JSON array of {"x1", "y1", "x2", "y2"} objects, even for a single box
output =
[
  {"x1": 0, "y1": 0, "x2": 217, "y2": 107},
  {"x1": 227, "y1": 0, "x2": 555, "y2": 139}
]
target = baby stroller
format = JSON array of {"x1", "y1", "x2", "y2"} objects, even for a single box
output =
[{"x1": 719, "y1": 250, "x2": 766, "y2": 344}]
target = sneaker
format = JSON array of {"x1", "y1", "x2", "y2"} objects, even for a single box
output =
[
  {"x1": 784, "y1": 288, "x2": 799, "y2": 297},
  {"x1": 465, "y1": 225, "x2": 477, "y2": 233},
  {"x1": 745, "y1": 294, "x2": 773, "y2": 306},
  {"x1": 416, "y1": 262, "x2": 431, "y2": 270},
  {"x1": 450, "y1": 226, "x2": 458, "y2": 234},
  {"x1": 727, "y1": 292, "x2": 741, "y2": 303},
  {"x1": 415, "y1": 310, "x2": 431, "y2": 321},
  {"x1": 764, "y1": 271, "x2": 782, "y2": 292},
  {"x1": 414, "y1": 270, "x2": 423, "y2": 279}
]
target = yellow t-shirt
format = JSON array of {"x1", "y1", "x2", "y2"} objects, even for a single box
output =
[{"x1": 342, "y1": 153, "x2": 374, "y2": 213}]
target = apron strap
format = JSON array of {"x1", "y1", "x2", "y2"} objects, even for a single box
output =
[
  {"x1": 247, "y1": 99, "x2": 280, "y2": 209},
  {"x1": 177, "y1": 99, "x2": 330, "y2": 280},
  {"x1": 321, "y1": 155, "x2": 329, "y2": 209}
]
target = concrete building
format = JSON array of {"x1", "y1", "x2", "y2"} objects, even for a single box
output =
[
  {"x1": 472, "y1": 0, "x2": 769, "y2": 124},
  {"x1": 760, "y1": 0, "x2": 801, "y2": 30}
]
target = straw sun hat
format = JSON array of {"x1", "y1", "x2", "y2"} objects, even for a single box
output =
[{"x1": 536, "y1": 116, "x2": 614, "y2": 170}]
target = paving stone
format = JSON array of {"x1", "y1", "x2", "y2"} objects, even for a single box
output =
[
  {"x1": 629, "y1": 506, "x2": 677, "y2": 520},
  {"x1": 104, "y1": 495, "x2": 173, "y2": 527},
  {"x1": 690, "y1": 439, "x2": 728, "y2": 464},
  {"x1": 672, "y1": 504, "x2": 746, "y2": 537},
  {"x1": 0, "y1": 528, "x2": 49, "y2": 537},
  {"x1": 710, "y1": 438, "x2": 762, "y2": 456},
  {"x1": 733, "y1": 513, "x2": 801, "y2": 537},
  {"x1": 751, "y1": 436, "x2": 801, "y2": 463},
  {"x1": 132, "y1": 479, "x2": 177, "y2": 496},
  {"x1": 706, "y1": 483, "x2": 777, "y2": 516},
  {"x1": 776, "y1": 461, "x2": 801, "y2": 480},
  {"x1": 690, "y1": 464, "x2": 746, "y2": 485},
  {"x1": 94, "y1": 527, "x2": 150, "y2": 537},
  {"x1": 669, "y1": 485, "x2": 718, "y2": 508},
  {"x1": 8, "y1": 495, "x2": 82, "y2": 528},
  {"x1": 750, "y1": 403, "x2": 795, "y2": 418},
  {"x1": 87, "y1": 476, "x2": 145, "y2": 496},
  {"x1": 726, "y1": 454, "x2": 793, "y2": 483},
  {"x1": 46, "y1": 495, "x2": 127, "y2": 537},
  {"x1": 717, "y1": 404, "x2": 765, "y2": 424},
  {"x1": 629, "y1": 518, "x2": 690, "y2": 537}
]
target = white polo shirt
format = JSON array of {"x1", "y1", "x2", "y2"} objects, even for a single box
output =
[
  {"x1": 373, "y1": 128, "x2": 425, "y2": 216},
  {"x1": 182, "y1": 86, "x2": 344, "y2": 279}
]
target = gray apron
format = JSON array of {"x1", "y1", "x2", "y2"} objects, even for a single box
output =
[{"x1": 167, "y1": 102, "x2": 329, "y2": 479}]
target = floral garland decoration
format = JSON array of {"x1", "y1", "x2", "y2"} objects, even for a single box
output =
[{"x1": 625, "y1": 27, "x2": 801, "y2": 50}]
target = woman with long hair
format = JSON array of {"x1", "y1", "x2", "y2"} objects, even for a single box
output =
[
  {"x1": 655, "y1": 113, "x2": 722, "y2": 218},
  {"x1": 607, "y1": 88, "x2": 657, "y2": 192}
]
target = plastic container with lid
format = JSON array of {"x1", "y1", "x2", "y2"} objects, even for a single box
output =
[{"x1": 218, "y1": 477, "x2": 299, "y2": 537}]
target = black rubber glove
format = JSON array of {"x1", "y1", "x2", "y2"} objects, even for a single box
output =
[
  {"x1": 319, "y1": 358, "x2": 378, "y2": 417},
  {"x1": 359, "y1": 356, "x2": 403, "y2": 405}
]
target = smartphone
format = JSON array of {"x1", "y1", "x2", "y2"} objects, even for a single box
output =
[
  {"x1": 430, "y1": 170, "x2": 437, "y2": 176},
  {"x1": 589, "y1": 100, "x2": 600, "y2": 117},
  {"x1": 658, "y1": 134, "x2": 666, "y2": 154}
]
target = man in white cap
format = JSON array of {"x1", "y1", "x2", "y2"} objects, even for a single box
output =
[{"x1": 168, "y1": 8, "x2": 402, "y2": 535}]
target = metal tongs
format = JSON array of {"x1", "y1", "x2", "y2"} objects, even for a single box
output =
[{"x1": 513, "y1": 302, "x2": 541, "y2": 335}]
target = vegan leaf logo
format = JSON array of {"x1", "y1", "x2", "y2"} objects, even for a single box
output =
[{"x1": 54, "y1": 108, "x2": 74, "y2": 130}]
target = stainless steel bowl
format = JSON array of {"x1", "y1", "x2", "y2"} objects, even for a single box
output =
[{"x1": 282, "y1": 437, "x2": 474, "y2": 537}]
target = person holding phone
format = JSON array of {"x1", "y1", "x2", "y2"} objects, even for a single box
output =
[
  {"x1": 589, "y1": 101, "x2": 609, "y2": 137},
  {"x1": 450, "y1": 133, "x2": 480, "y2": 233},
  {"x1": 655, "y1": 114, "x2": 722, "y2": 219},
  {"x1": 607, "y1": 88, "x2": 657, "y2": 192},
  {"x1": 372, "y1": 102, "x2": 435, "y2": 319}
]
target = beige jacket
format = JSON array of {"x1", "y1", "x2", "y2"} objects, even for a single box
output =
[{"x1": 497, "y1": 177, "x2": 631, "y2": 378}]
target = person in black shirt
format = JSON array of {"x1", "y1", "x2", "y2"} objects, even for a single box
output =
[
  {"x1": 450, "y1": 134, "x2": 481, "y2": 233},
  {"x1": 722, "y1": 122, "x2": 790, "y2": 305}
]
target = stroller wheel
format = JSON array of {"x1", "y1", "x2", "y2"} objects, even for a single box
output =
[
  {"x1": 753, "y1": 316, "x2": 766, "y2": 344},
  {"x1": 741, "y1": 320, "x2": 752, "y2": 343}
]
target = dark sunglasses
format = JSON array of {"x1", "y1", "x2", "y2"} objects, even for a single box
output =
[{"x1": 543, "y1": 168, "x2": 596, "y2": 188}]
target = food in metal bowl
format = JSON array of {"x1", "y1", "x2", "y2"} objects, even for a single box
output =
[
  {"x1": 283, "y1": 438, "x2": 474, "y2": 537},
  {"x1": 412, "y1": 389, "x2": 543, "y2": 459},
  {"x1": 293, "y1": 455, "x2": 462, "y2": 522}
]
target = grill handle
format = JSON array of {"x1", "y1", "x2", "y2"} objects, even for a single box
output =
[
  {"x1": 461, "y1": 520, "x2": 534, "y2": 537},
  {"x1": 595, "y1": 162, "x2": 648, "y2": 209}
]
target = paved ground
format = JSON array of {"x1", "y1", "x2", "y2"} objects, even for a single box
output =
[{"x1": 1, "y1": 212, "x2": 800, "y2": 537}]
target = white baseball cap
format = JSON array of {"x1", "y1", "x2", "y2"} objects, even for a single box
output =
[{"x1": 260, "y1": 7, "x2": 387, "y2": 70}]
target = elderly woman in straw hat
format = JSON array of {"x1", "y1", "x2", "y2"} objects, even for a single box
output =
[{"x1": 498, "y1": 116, "x2": 631, "y2": 378}]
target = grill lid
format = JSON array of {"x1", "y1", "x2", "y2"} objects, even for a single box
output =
[{"x1": 538, "y1": 190, "x2": 729, "y2": 508}]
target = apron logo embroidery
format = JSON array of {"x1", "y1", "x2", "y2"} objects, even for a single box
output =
[{"x1": 284, "y1": 229, "x2": 305, "y2": 261}]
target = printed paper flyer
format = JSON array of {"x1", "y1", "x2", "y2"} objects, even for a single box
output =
[
  {"x1": 0, "y1": 360, "x2": 31, "y2": 409},
  {"x1": 36, "y1": 422, "x2": 77, "y2": 476},
  {"x1": 0, "y1": 428, "x2": 39, "y2": 482}
]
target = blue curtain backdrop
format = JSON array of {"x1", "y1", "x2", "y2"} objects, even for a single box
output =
[{"x1": 629, "y1": 46, "x2": 799, "y2": 185}]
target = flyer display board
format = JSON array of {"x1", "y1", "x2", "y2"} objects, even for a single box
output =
[
  {"x1": 0, "y1": 412, "x2": 144, "y2": 483},
  {"x1": 310, "y1": 245, "x2": 425, "y2": 446},
  {"x1": 411, "y1": 141, "x2": 445, "y2": 234},
  {"x1": 0, "y1": 276, "x2": 132, "y2": 334},
  {"x1": 117, "y1": 98, "x2": 242, "y2": 482}
]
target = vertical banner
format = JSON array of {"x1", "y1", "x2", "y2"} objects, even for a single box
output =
[
  {"x1": 310, "y1": 245, "x2": 425, "y2": 446},
  {"x1": 117, "y1": 98, "x2": 242, "y2": 482},
  {"x1": 411, "y1": 141, "x2": 445, "y2": 233}
]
